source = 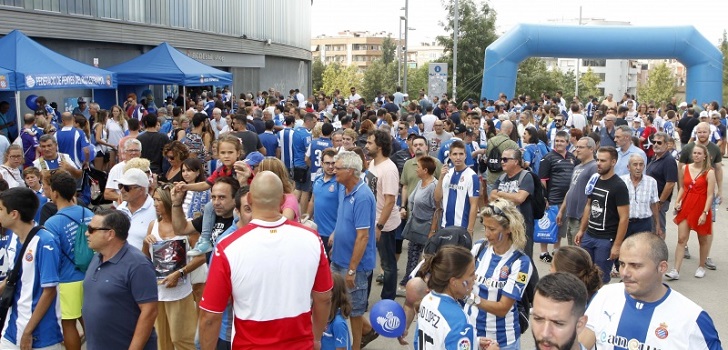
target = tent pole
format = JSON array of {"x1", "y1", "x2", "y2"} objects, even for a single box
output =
[
  {"x1": 115, "y1": 88, "x2": 119, "y2": 106},
  {"x1": 183, "y1": 86, "x2": 186, "y2": 110},
  {"x1": 14, "y1": 91, "x2": 20, "y2": 141}
]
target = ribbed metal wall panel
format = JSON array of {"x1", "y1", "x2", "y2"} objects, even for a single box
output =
[
  {"x1": 0, "y1": 6, "x2": 311, "y2": 61},
  {"x1": 0, "y1": 0, "x2": 311, "y2": 52}
]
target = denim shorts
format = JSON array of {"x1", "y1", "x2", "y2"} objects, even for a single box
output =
[{"x1": 331, "y1": 263, "x2": 371, "y2": 317}]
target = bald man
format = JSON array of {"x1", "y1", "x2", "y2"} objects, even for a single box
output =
[{"x1": 198, "y1": 171, "x2": 333, "y2": 350}]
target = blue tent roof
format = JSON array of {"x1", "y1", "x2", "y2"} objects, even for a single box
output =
[
  {"x1": 0, "y1": 30, "x2": 116, "y2": 90},
  {"x1": 107, "y1": 42, "x2": 232, "y2": 86}
]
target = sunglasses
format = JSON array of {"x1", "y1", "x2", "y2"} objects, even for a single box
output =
[
  {"x1": 118, "y1": 184, "x2": 140, "y2": 192},
  {"x1": 488, "y1": 204, "x2": 510, "y2": 224},
  {"x1": 500, "y1": 157, "x2": 514, "y2": 163},
  {"x1": 87, "y1": 226, "x2": 112, "y2": 234},
  {"x1": 653, "y1": 140, "x2": 664, "y2": 145},
  {"x1": 167, "y1": 156, "x2": 175, "y2": 161}
]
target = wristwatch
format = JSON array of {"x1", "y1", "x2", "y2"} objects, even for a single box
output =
[
  {"x1": 178, "y1": 269, "x2": 185, "y2": 278},
  {"x1": 376, "y1": 223, "x2": 384, "y2": 230},
  {"x1": 347, "y1": 269, "x2": 356, "y2": 276}
]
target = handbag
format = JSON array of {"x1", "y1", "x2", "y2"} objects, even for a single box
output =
[
  {"x1": 0, "y1": 226, "x2": 42, "y2": 326},
  {"x1": 533, "y1": 205, "x2": 559, "y2": 244},
  {"x1": 402, "y1": 181, "x2": 434, "y2": 245}
]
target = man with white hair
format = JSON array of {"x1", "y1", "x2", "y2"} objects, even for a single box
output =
[
  {"x1": 209, "y1": 108, "x2": 228, "y2": 138},
  {"x1": 104, "y1": 138, "x2": 141, "y2": 202},
  {"x1": 115, "y1": 168, "x2": 155, "y2": 250}
]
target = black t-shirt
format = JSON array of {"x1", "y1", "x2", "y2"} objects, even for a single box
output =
[
  {"x1": 677, "y1": 116, "x2": 699, "y2": 145},
  {"x1": 538, "y1": 151, "x2": 577, "y2": 205},
  {"x1": 645, "y1": 152, "x2": 678, "y2": 201},
  {"x1": 587, "y1": 174, "x2": 629, "y2": 239},
  {"x1": 232, "y1": 131, "x2": 263, "y2": 156},
  {"x1": 137, "y1": 131, "x2": 170, "y2": 174},
  {"x1": 493, "y1": 170, "x2": 535, "y2": 230},
  {"x1": 192, "y1": 214, "x2": 235, "y2": 243}
]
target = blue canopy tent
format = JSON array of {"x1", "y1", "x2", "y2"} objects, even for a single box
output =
[
  {"x1": 107, "y1": 42, "x2": 233, "y2": 109},
  {"x1": 0, "y1": 29, "x2": 116, "y2": 138}
]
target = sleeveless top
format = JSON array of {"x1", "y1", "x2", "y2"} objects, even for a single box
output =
[{"x1": 150, "y1": 220, "x2": 192, "y2": 301}]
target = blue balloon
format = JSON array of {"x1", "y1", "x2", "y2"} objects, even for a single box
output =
[
  {"x1": 25, "y1": 94, "x2": 38, "y2": 110},
  {"x1": 369, "y1": 299, "x2": 406, "y2": 338}
]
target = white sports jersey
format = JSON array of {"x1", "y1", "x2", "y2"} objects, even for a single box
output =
[
  {"x1": 415, "y1": 291, "x2": 476, "y2": 350},
  {"x1": 465, "y1": 242, "x2": 532, "y2": 347},
  {"x1": 586, "y1": 283, "x2": 721, "y2": 350},
  {"x1": 440, "y1": 167, "x2": 480, "y2": 228}
]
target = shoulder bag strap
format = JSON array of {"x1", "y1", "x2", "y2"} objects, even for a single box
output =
[{"x1": 6, "y1": 226, "x2": 42, "y2": 285}]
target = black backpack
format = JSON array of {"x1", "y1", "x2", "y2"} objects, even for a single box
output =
[
  {"x1": 486, "y1": 139, "x2": 508, "y2": 173},
  {"x1": 498, "y1": 170, "x2": 546, "y2": 220}
]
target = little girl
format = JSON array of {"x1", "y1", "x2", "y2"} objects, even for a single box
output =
[
  {"x1": 180, "y1": 158, "x2": 211, "y2": 220},
  {"x1": 321, "y1": 273, "x2": 351, "y2": 350},
  {"x1": 177, "y1": 134, "x2": 242, "y2": 256}
]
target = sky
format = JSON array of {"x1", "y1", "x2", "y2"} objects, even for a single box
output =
[{"x1": 311, "y1": 0, "x2": 727, "y2": 47}]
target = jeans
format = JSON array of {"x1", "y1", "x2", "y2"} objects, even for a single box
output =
[
  {"x1": 498, "y1": 337, "x2": 521, "y2": 350},
  {"x1": 331, "y1": 264, "x2": 372, "y2": 317},
  {"x1": 201, "y1": 201, "x2": 214, "y2": 243},
  {"x1": 377, "y1": 229, "x2": 397, "y2": 300},
  {"x1": 580, "y1": 232, "x2": 614, "y2": 284}
]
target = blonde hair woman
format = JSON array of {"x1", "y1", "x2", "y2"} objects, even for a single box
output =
[{"x1": 464, "y1": 198, "x2": 533, "y2": 350}]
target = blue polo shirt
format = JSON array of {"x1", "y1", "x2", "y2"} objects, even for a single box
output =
[
  {"x1": 332, "y1": 181, "x2": 377, "y2": 272},
  {"x1": 259, "y1": 131, "x2": 279, "y2": 157},
  {"x1": 83, "y1": 242, "x2": 158, "y2": 350},
  {"x1": 292, "y1": 126, "x2": 311, "y2": 168},
  {"x1": 312, "y1": 174, "x2": 340, "y2": 237}
]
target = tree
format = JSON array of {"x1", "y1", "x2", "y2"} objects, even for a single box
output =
[
  {"x1": 721, "y1": 30, "x2": 728, "y2": 106},
  {"x1": 437, "y1": 0, "x2": 498, "y2": 102},
  {"x1": 381, "y1": 36, "x2": 396, "y2": 65},
  {"x1": 321, "y1": 63, "x2": 362, "y2": 96},
  {"x1": 406, "y1": 63, "x2": 429, "y2": 99},
  {"x1": 361, "y1": 59, "x2": 397, "y2": 101},
  {"x1": 578, "y1": 67, "x2": 602, "y2": 100},
  {"x1": 312, "y1": 58, "x2": 325, "y2": 92},
  {"x1": 637, "y1": 62, "x2": 676, "y2": 105},
  {"x1": 515, "y1": 58, "x2": 561, "y2": 99}
]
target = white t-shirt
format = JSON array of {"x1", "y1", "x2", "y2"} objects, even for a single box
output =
[
  {"x1": 421, "y1": 114, "x2": 438, "y2": 133},
  {"x1": 567, "y1": 113, "x2": 587, "y2": 130}
]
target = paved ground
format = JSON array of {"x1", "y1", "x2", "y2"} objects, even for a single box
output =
[{"x1": 364, "y1": 164, "x2": 728, "y2": 349}]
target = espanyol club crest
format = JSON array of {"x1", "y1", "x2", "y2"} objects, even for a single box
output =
[
  {"x1": 25, "y1": 249, "x2": 33, "y2": 262},
  {"x1": 499, "y1": 265, "x2": 509, "y2": 279},
  {"x1": 329, "y1": 184, "x2": 335, "y2": 192},
  {"x1": 654, "y1": 323, "x2": 669, "y2": 339}
]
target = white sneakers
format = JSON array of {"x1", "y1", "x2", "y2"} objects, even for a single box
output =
[
  {"x1": 666, "y1": 267, "x2": 707, "y2": 279},
  {"x1": 695, "y1": 267, "x2": 706, "y2": 278}
]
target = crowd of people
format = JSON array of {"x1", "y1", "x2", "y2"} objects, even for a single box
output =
[{"x1": 0, "y1": 86, "x2": 722, "y2": 350}]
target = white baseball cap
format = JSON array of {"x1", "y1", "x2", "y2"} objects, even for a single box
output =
[{"x1": 116, "y1": 168, "x2": 150, "y2": 188}]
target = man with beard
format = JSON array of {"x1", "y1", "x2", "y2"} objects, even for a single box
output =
[
  {"x1": 579, "y1": 233, "x2": 722, "y2": 349},
  {"x1": 531, "y1": 272, "x2": 589, "y2": 350},
  {"x1": 574, "y1": 147, "x2": 629, "y2": 284}
]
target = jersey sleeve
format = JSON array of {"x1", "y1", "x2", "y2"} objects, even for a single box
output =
[
  {"x1": 584, "y1": 287, "x2": 608, "y2": 334},
  {"x1": 312, "y1": 236, "x2": 333, "y2": 293},
  {"x1": 501, "y1": 256, "x2": 532, "y2": 301},
  {"x1": 36, "y1": 233, "x2": 60, "y2": 288},
  {"x1": 128, "y1": 258, "x2": 158, "y2": 304},
  {"x1": 694, "y1": 310, "x2": 722, "y2": 350},
  {"x1": 199, "y1": 246, "x2": 233, "y2": 313},
  {"x1": 468, "y1": 172, "x2": 480, "y2": 197},
  {"x1": 444, "y1": 320, "x2": 475, "y2": 350}
]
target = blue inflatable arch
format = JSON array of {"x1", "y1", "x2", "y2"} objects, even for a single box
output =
[{"x1": 481, "y1": 24, "x2": 723, "y2": 103}]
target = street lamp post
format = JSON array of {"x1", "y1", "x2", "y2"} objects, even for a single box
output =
[
  {"x1": 403, "y1": 0, "x2": 409, "y2": 95},
  {"x1": 399, "y1": 16, "x2": 406, "y2": 87}
]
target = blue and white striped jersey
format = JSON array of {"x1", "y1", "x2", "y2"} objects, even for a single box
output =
[
  {"x1": 415, "y1": 291, "x2": 476, "y2": 350},
  {"x1": 279, "y1": 127, "x2": 296, "y2": 170},
  {"x1": 465, "y1": 243, "x2": 532, "y2": 347},
  {"x1": 586, "y1": 283, "x2": 722, "y2": 350},
  {"x1": 441, "y1": 167, "x2": 480, "y2": 228}
]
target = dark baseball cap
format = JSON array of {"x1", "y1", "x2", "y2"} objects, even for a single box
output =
[{"x1": 454, "y1": 124, "x2": 468, "y2": 135}]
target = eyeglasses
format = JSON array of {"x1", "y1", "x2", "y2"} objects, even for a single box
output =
[
  {"x1": 500, "y1": 157, "x2": 514, "y2": 163},
  {"x1": 125, "y1": 149, "x2": 141, "y2": 153},
  {"x1": 87, "y1": 226, "x2": 112, "y2": 235},
  {"x1": 118, "y1": 184, "x2": 140, "y2": 192},
  {"x1": 323, "y1": 162, "x2": 336, "y2": 167},
  {"x1": 653, "y1": 140, "x2": 664, "y2": 145}
]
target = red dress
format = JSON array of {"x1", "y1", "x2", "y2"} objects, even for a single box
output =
[{"x1": 674, "y1": 166, "x2": 712, "y2": 235}]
